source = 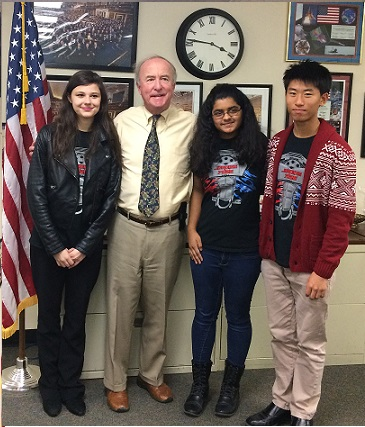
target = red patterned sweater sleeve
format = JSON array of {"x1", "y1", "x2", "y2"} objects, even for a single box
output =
[{"x1": 312, "y1": 134, "x2": 356, "y2": 278}]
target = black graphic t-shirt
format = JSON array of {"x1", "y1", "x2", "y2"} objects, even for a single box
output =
[
  {"x1": 197, "y1": 138, "x2": 265, "y2": 252},
  {"x1": 66, "y1": 131, "x2": 90, "y2": 247},
  {"x1": 274, "y1": 131, "x2": 314, "y2": 267},
  {"x1": 74, "y1": 139, "x2": 88, "y2": 215}
]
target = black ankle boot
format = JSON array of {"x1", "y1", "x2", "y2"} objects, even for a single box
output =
[
  {"x1": 215, "y1": 359, "x2": 244, "y2": 417},
  {"x1": 184, "y1": 360, "x2": 212, "y2": 417}
]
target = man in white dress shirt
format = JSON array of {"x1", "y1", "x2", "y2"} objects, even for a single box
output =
[{"x1": 103, "y1": 56, "x2": 195, "y2": 412}]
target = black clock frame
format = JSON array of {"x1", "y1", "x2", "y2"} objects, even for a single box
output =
[{"x1": 176, "y1": 8, "x2": 244, "y2": 80}]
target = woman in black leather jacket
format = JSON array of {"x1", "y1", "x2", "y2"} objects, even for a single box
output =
[{"x1": 27, "y1": 70, "x2": 121, "y2": 418}]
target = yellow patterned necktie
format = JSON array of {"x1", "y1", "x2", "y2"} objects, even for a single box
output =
[{"x1": 138, "y1": 114, "x2": 161, "y2": 217}]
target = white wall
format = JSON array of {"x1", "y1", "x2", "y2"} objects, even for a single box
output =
[
  {"x1": 1, "y1": 2, "x2": 365, "y2": 362},
  {"x1": 1, "y1": 1, "x2": 365, "y2": 199}
]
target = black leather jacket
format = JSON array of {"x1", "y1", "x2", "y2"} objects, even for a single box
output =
[{"x1": 27, "y1": 124, "x2": 121, "y2": 256}]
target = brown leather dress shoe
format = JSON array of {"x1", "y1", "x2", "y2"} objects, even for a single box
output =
[
  {"x1": 137, "y1": 376, "x2": 173, "y2": 403},
  {"x1": 105, "y1": 389, "x2": 129, "y2": 412}
]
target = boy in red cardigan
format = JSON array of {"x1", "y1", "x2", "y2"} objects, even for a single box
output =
[{"x1": 246, "y1": 60, "x2": 356, "y2": 426}]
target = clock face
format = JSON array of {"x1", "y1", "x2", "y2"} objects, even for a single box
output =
[{"x1": 176, "y1": 8, "x2": 244, "y2": 80}]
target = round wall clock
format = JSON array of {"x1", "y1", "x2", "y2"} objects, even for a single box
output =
[{"x1": 176, "y1": 8, "x2": 244, "y2": 80}]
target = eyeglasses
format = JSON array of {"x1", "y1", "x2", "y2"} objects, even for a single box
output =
[{"x1": 212, "y1": 106, "x2": 242, "y2": 119}]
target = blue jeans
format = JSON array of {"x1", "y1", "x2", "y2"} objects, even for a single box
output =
[{"x1": 190, "y1": 248, "x2": 261, "y2": 367}]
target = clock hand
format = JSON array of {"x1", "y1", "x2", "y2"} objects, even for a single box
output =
[
  {"x1": 187, "y1": 38, "x2": 227, "y2": 52},
  {"x1": 187, "y1": 38, "x2": 212, "y2": 46},
  {"x1": 217, "y1": 45, "x2": 227, "y2": 52}
]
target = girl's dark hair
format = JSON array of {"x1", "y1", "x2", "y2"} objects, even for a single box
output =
[
  {"x1": 283, "y1": 60, "x2": 332, "y2": 94},
  {"x1": 190, "y1": 83, "x2": 266, "y2": 177},
  {"x1": 52, "y1": 70, "x2": 121, "y2": 168}
]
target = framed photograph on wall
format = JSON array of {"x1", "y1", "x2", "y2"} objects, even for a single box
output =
[
  {"x1": 47, "y1": 76, "x2": 134, "y2": 120},
  {"x1": 173, "y1": 82, "x2": 203, "y2": 115},
  {"x1": 285, "y1": 72, "x2": 353, "y2": 141},
  {"x1": 34, "y1": 2, "x2": 139, "y2": 72},
  {"x1": 361, "y1": 95, "x2": 365, "y2": 158},
  {"x1": 0, "y1": 10, "x2": 1, "y2": 97},
  {"x1": 236, "y1": 84, "x2": 273, "y2": 137},
  {"x1": 286, "y1": 2, "x2": 364, "y2": 63}
]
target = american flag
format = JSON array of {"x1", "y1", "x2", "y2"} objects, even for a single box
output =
[
  {"x1": 2, "y1": 2, "x2": 52, "y2": 339},
  {"x1": 316, "y1": 6, "x2": 340, "y2": 24}
]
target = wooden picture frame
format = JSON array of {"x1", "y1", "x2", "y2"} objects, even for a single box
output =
[
  {"x1": 34, "y1": 2, "x2": 139, "y2": 72},
  {"x1": 236, "y1": 84, "x2": 273, "y2": 137},
  {"x1": 320, "y1": 72, "x2": 352, "y2": 140},
  {"x1": 361, "y1": 95, "x2": 365, "y2": 158},
  {"x1": 173, "y1": 82, "x2": 203, "y2": 115},
  {"x1": 286, "y1": 2, "x2": 364, "y2": 63},
  {"x1": 47, "y1": 75, "x2": 134, "y2": 120}
]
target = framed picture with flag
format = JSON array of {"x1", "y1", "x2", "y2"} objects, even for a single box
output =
[
  {"x1": 286, "y1": 2, "x2": 364, "y2": 63},
  {"x1": 48, "y1": 75, "x2": 134, "y2": 120},
  {"x1": 34, "y1": 2, "x2": 139, "y2": 72}
]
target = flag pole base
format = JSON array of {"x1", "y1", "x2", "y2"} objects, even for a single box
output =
[{"x1": 2, "y1": 357, "x2": 40, "y2": 391}]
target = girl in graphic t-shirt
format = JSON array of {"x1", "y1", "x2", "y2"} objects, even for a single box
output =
[
  {"x1": 184, "y1": 84, "x2": 267, "y2": 418},
  {"x1": 27, "y1": 70, "x2": 121, "y2": 417}
]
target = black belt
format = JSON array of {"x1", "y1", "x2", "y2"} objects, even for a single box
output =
[{"x1": 117, "y1": 207, "x2": 179, "y2": 227}]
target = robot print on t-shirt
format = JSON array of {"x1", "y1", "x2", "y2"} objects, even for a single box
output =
[
  {"x1": 275, "y1": 152, "x2": 306, "y2": 220},
  {"x1": 204, "y1": 149, "x2": 257, "y2": 209}
]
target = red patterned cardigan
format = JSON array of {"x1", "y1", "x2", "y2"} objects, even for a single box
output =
[{"x1": 259, "y1": 119, "x2": 356, "y2": 279}]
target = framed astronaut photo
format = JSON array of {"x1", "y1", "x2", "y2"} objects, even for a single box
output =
[{"x1": 286, "y1": 2, "x2": 364, "y2": 63}]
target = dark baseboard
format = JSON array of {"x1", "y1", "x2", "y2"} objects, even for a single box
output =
[{"x1": 2, "y1": 328, "x2": 37, "y2": 347}]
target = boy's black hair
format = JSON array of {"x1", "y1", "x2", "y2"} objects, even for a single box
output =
[{"x1": 283, "y1": 60, "x2": 332, "y2": 94}]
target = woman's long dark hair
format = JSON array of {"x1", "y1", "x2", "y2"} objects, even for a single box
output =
[
  {"x1": 190, "y1": 84, "x2": 266, "y2": 177},
  {"x1": 52, "y1": 70, "x2": 121, "y2": 168}
]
